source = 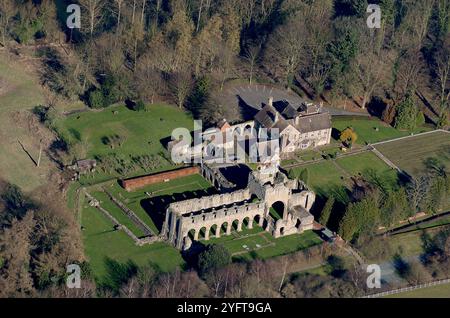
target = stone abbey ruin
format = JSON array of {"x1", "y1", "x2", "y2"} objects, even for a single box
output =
[
  {"x1": 161, "y1": 164, "x2": 315, "y2": 251},
  {"x1": 111, "y1": 97, "x2": 327, "y2": 251}
]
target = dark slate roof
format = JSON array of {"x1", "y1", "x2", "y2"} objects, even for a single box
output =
[
  {"x1": 294, "y1": 112, "x2": 332, "y2": 133},
  {"x1": 281, "y1": 104, "x2": 299, "y2": 119},
  {"x1": 254, "y1": 104, "x2": 279, "y2": 128},
  {"x1": 255, "y1": 101, "x2": 331, "y2": 134}
]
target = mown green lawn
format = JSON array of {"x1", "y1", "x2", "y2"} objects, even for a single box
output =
[
  {"x1": 286, "y1": 151, "x2": 399, "y2": 199},
  {"x1": 55, "y1": 104, "x2": 194, "y2": 184},
  {"x1": 337, "y1": 152, "x2": 399, "y2": 188},
  {"x1": 203, "y1": 223, "x2": 322, "y2": 261},
  {"x1": 81, "y1": 204, "x2": 185, "y2": 283},
  {"x1": 58, "y1": 104, "x2": 193, "y2": 157},
  {"x1": 375, "y1": 131, "x2": 450, "y2": 177},
  {"x1": 332, "y1": 117, "x2": 431, "y2": 145},
  {"x1": 386, "y1": 282, "x2": 450, "y2": 298},
  {"x1": 103, "y1": 174, "x2": 214, "y2": 234},
  {"x1": 90, "y1": 191, "x2": 146, "y2": 237},
  {"x1": 288, "y1": 160, "x2": 346, "y2": 194},
  {"x1": 233, "y1": 230, "x2": 323, "y2": 261}
]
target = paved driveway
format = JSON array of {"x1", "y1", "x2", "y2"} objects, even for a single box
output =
[{"x1": 217, "y1": 84, "x2": 369, "y2": 119}]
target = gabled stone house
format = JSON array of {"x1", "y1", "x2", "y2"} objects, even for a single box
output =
[{"x1": 253, "y1": 97, "x2": 332, "y2": 155}]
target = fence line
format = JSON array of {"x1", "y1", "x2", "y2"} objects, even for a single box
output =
[
  {"x1": 371, "y1": 129, "x2": 449, "y2": 147},
  {"x1": 363, "y1": 278, "x2": 450, "y2": 298}
]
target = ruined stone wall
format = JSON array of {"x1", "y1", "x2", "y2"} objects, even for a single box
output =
[
  {"x1": 169, "y1": 188, "x2": 251, "y2": 215},
  {"x1": 120, "y1": 166, "x2": 200, "y2": 191},
  {"x1": 175, "y1": 201, "x2": 266, "y2": 249},
  {"x1": 288, "y1": 191, "x2": 315, "y2": 211},
  {"x1": 201, "y1": 164, "x2": 235, "y2": 192}
]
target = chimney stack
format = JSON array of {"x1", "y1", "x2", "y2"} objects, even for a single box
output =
[{"x1": 268, "y1": 96, "x2": 273, "y2": 107}]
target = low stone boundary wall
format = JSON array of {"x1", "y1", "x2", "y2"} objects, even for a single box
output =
[
  {"x1": 103, "y1": 189, "x2": 154, "y2": 236},
  {"x1": 84, "y1": 191, "x2": 160, "y2": 246},
  {"x1": 120, "y1": 166, "x2": 200, "y2": 191}
]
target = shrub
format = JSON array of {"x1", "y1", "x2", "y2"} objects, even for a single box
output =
[
  {"x1": 133, "y1": 100, "x2": 145, "y2": 112},
  {"x1": 340, "y1": 127, "x2": 358, "y2": 147},
  {"x1": 89, "y1": 90, "x2": 105, "y2": 108},
  {"x1": 197, "y1": 244, "x2": 231, "y2": 276}
]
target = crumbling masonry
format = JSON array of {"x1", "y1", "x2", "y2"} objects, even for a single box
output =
[{"x1": 161, "y1": 167, "x2": 315, "y2": 250}]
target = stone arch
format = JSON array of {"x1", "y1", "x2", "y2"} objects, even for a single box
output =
[
  {"x1": 270, "y1": 201, "x2": 285, "y2": 220},
  {"x1": 262, "y1": 218, "x2": 269, "y2": 230},
  {"x1": 199, "y1": 226, "x2": 208, "y2": 240},
  {"x1": 232, "y1": 219, "x2": 240, "y2": 232},
  {"x1": 220, "y1": 222, "x2": 229, "y2": 235},
  {"x1": 253, "y1": 214, "x2": 264, "y2": 228},
  {"x1": 233, "y1": 126, "x2": 242, "y2": 136},
  {"x1": 243, "y1": 216, "x2": 252, "y2": 229},
  {"x1": 188, "y1": 229, "x2": 196, "y2": 241},
  {"x1": 243, "y1": 124, "x2": 255, "y2": 139},
  {"x1": 210, "y1": 224, "x2": 218, "y2": 238}
]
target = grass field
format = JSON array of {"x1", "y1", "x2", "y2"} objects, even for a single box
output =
[
  {"x1": 205, "y1": 225, "x2": 323, "y2": 261},
  {"x1": 90, "y1": 191, "x2": 146, "y2": 237},
  {"x1": 0, "y1": 53, "x2": 48, "y2": 191},
  {"x1": 332, "y1": 117, "x2": 431, "y2": 145},
  {"x1": 287, "y1": 151, "x2": 399, "y2": 199},
  {"x1": 375, "y1": 131, "x2": 450, "y2": 177},
  {"x1": 103, "y1": 173, "x2": 214, "y2": 234},
  {"x1": 386, "y1": 282, "x2": 450, "y2": 298},
  {"x1": 82, "y1": 192, "x2": 323, "y2": 280},
  {"x1": 55, "y1": 104, "x2": 195, "y2": 184},
  {"x1": 337, "y1": 151, "x2": 399, "y2": 188},
  {"x1": 81, "y1": 204, "x2": 185, "y2": 283},
  {"x1": 81, "y1": 170, "x2": 323, "y2": 279}
]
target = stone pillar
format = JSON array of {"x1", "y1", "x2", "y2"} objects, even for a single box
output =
[
  {"x1": 248, "y1": 218, "x2": 253, "y2": 229},
  {"x1": 237, "y1": 220, "x2": 242, "y2": 232},
  {"x1": 215, "y1": 225, "x2": 221, "y2": 238},
  {"x1": 177, "y1": 233, "x2": 185, "y2": 250},
  {"x1": 282, "y1": 204, "x2": 288, "y2": 221},
  {"x1": 226, "y1": 223, "x2": 232, "y2": 235},
  {"x1": 194, "y1": 230, "x2": 199, "y2": 241},
  {"x1": 205, "y1": 227, "x2": 210, "y2": 241},
  {"x1": 258, "y1": 216, "x2": 264, "y2": 227}
]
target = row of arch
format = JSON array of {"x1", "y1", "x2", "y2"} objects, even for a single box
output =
[
  {"x1": 184, "y1": 214, "x2": 267, "y2": 241},
  {"x1": 230, "y1": 123, "x2": 256, "y2": 138}
]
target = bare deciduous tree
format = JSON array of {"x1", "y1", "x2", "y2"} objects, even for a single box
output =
[
  {"x1": 435, "y1": 42, "x2": 450, "y2": 114},
  {"x1": 243, "y1": 44, "x2": 261, "y2": 85},
  {"x1": 0, "y1": 0, "x2": 16, "y2": 47},
  {"x1": 78, "y1": 0, "x2": 105, "y2": 36},
  {"x1": 171, "y1": 71, "x2": 193, "y2": 109}
]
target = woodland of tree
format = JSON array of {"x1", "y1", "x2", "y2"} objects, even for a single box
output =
[
  {"x1": 1, "y1": 0, "x2": 450, "y2": 298},
  {"x1": 0, "y1": 0, "x2": 448, "y2": 126}
]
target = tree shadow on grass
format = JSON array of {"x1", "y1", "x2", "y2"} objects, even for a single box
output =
[
  {"x1": 331, "y1": 128, "x2": 341, "y2": 141},
  {"x1": 99, "y1": 258, "x2": 138, "y2": 293},
  {"x1": 393, "y1": 254, "x2": 410, "y2": 278},
  {"x1": 181, "y1": 241, "x2": 208, "y2": 270},
  {"x1": 314, "y1": 185, "x2": 350, "y2": 232}
]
